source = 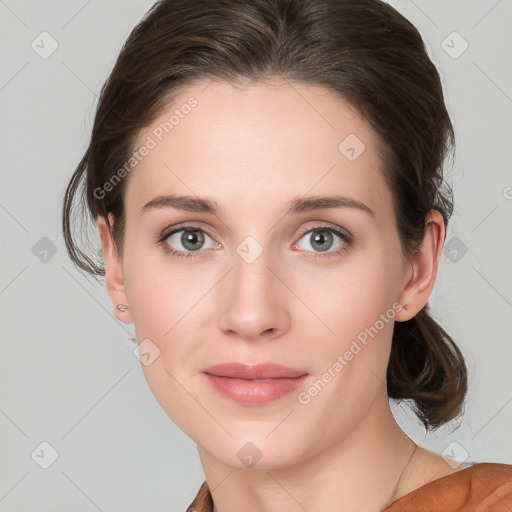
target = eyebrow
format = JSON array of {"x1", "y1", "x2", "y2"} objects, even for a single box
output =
[{"x1": 140, "y1": 193, "x2": 375, "y2": 218}]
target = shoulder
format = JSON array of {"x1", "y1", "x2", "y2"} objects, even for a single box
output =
[
  {"x1": 385, "y1": 462, "x2": 512, "y2": 512},
  {"x1": 186, "y1": 480, "x2": 212, "y2": 512}
]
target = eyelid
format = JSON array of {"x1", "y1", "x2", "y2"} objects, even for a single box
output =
[
  {"x1": 295, "y1": 221, "x2": 352, "y2": 243},
  {"x1": 158, "y1": 222, "x2": 216, "y2": 242}
]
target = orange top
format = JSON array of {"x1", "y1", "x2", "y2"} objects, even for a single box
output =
[{"x1": 186, "y1": 463, "x2": 512, "y2": 512}]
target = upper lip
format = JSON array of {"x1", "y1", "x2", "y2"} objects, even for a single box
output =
[{"x1": 202, "y1": 362, "x2": 307, "y2": 380}]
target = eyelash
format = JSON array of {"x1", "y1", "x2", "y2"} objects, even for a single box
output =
[{"x1": 157, "y1": 223, "x2": 352, "y2": 260}]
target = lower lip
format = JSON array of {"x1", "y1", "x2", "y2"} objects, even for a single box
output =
[{"x1": 203, "y1": 373, "x2": 309, "y2": 405}]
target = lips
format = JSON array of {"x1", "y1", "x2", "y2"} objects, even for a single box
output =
[
  {"x1": 201, "y1": 362, "x2": 309, "y2": 405},
  {"x1": 202, "y1": 362, "x2": 307, "y2": 379}
]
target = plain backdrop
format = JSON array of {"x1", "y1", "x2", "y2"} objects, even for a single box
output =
[{"x1": 1, "y1": 1, "x2": 511, "y2": 510}]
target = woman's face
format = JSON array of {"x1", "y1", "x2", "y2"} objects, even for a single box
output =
[{"x1": 115, "y1": 79, "x2": 413, "y2": 469}]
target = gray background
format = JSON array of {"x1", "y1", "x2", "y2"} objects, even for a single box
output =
[{"x1": 1, "y1": 0, "x2": 511, "y2": 510}]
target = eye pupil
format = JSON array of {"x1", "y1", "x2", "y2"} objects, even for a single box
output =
[
  {"x1": 182, "y1": 230, "x2": 204, "y2": 251},
  {"x1": 311, "y1": 230, "x2": 333, "y2": 252}
]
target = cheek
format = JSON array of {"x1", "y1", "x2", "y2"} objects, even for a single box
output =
[
  {"x1": 303, "y1": 247, "x2": 404, "y2": 393},
  {"x1": 122, "y1": 241, "x2": 203, "y2": 339},
  {"x1": 122, "y1": 258, "x2": 208, "y2": 434},
  {"x1": 320, "y1": 284, "x2": 395, "y2": 386},
  {"x1": 293, "y1": 265, "x2": 400, "y2": 422},
  {"x1": 315, "y1": 251, "x2": 402, "y2": 338}
]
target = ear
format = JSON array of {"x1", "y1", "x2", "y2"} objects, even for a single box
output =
[
  {"x1": 98, "y1": 214, "x2": 133, "y2": 324},
  {"x1": 394, "y1": 209, "x2": 445, "y2": 322}
]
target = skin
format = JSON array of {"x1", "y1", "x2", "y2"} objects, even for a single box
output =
[{"x1": 98, "y1": 79, "x2": 465, "y2": 511}]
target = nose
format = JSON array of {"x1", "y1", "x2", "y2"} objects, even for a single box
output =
[{"x1": 217, "y1": 246, "x2": 290, "y2": 342}]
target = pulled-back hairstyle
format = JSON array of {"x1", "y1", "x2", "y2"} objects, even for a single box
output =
[{"x1": 62, "y1": 0, "x2": 467, "y2": 429}]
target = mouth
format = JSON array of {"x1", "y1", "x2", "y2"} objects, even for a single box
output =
[{"x1": 201, "y1": 362, "x2": 309, "y2": 405}]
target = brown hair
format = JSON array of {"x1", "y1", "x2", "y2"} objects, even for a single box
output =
[{"x1": 62, "y1": 0, "x2": 467, "y2": 429}]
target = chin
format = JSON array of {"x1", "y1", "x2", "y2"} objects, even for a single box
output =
[{"x1": 197, "y1": 430, "x2": 312, "y2": 471}]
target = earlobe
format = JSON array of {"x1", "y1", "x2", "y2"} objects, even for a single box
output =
[
  {"x1": 395, "y1": 210, "x2": 445, "y2": 322},
  {"x1": 98, "y1": 215, "x2": 133, "y2": 324}
]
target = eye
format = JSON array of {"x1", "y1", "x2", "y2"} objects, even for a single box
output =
[
  {"x1": 158, "y1": 223, "x2": 352, "y2": 260},
  {"x1": 293, "y1": 224, "x2": 352, "y2": 258},
  {"x1": 158, "y1": 224, "x2": 219, "y2": 259}
]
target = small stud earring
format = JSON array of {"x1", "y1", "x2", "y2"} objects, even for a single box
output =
[{"x1": 117, "y1": 304, "x2": 128, "y2": 312}]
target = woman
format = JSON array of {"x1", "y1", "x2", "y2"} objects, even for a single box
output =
[{"x1": 62, "y1": 0, "x2": 512, "y2": 510}]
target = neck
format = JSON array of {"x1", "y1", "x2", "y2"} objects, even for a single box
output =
[{"x1": 198, "y1": 394, "x2": 418, "y2": 512}]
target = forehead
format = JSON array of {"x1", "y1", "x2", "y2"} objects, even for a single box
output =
[{"x1": 126, "y1": 79, "x2": 392, "y2": 221}]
